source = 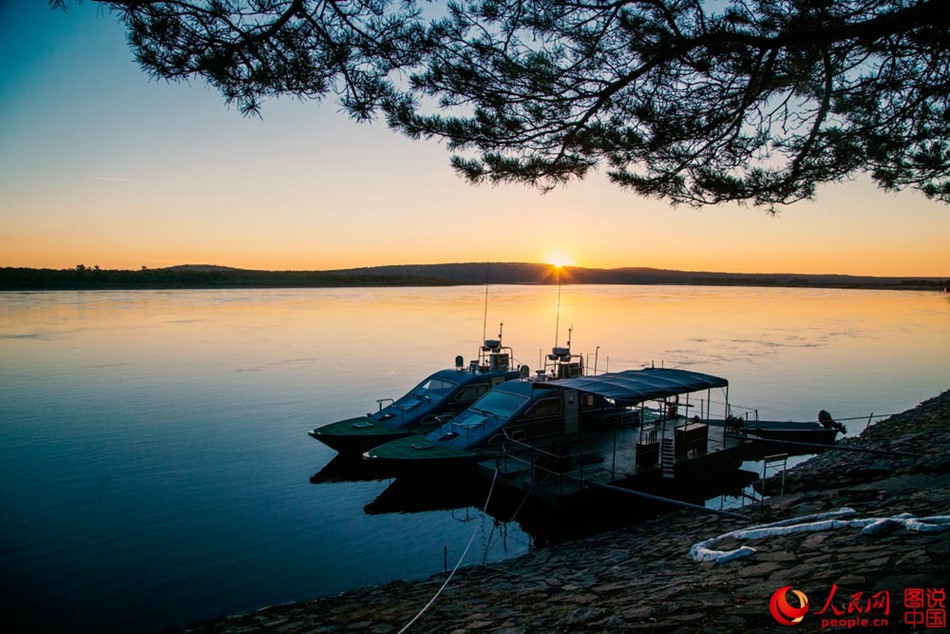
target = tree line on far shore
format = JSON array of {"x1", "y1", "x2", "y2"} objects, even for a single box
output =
[
  {"x1": 1, "y1": 263, "x2": 946, "y2": 291},
  {"x1": 0, "y1": 265, "x2": 457, "y2": 290}
]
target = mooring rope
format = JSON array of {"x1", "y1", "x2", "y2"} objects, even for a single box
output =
[{"x1": 397, "y1": 468, "x2": 500, "y2": 634}]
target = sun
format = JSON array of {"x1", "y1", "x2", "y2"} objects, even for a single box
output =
[{"x1": 548, "y1": 253, "x2": 573, "y2": 269}]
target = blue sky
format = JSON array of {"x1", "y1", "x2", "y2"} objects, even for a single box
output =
[{"x1": 1, "y1": 1, "x2": 948, "y2": 275}]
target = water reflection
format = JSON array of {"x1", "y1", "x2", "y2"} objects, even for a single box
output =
[
  {"x1": 356, "y1": 465, "x2": 762, "y2": 545},
  {"x1": 1, "y1": 286, "x2": 947, "y2": 633},
  {"x1": 308, "y1": 442, "x2": 824, "y2": 548},
  {"x1": 364, "y1": 475, "x2": 486, "y2": 516},
  {"x1": 310, "y1": 454, "x2": 401, "y2": 484}
]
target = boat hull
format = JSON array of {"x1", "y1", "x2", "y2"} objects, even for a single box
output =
[
  {"x1": 745, "y1": 427, "x2": 840, "y2": 446},
  {"x1": 308, "y1": 417, "x2": 414, "y2": 453},
  {"x1": 362, "y1": 435, "x2": 481, "y2": 475}
]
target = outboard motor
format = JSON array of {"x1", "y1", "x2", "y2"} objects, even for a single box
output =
[{"x1": 725, "y1": 414, "x2": 744, "y2": 432}]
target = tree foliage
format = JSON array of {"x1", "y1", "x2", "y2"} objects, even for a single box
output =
[{"x1": 59, "y1": 0, "x2": 950, "y2": 208}]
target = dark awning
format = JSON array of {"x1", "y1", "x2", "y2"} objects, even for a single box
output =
[{"x1": 551, "y1": 367, "x2": 728, "y2": 405}]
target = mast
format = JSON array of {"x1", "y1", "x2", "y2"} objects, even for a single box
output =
[
  {"x1": 482, "y1": 262, "x2": 490, "y2": 343},
  {"x1": 554, "y1": 265, "x2": 562, "y2": 348}
]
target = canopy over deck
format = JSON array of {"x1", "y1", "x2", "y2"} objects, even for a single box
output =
[{"x1": 550, "y1": 367, "x2": 728, "y2": 405}]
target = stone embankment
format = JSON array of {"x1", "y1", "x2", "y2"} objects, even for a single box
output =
[{"x1": 185, "y1": 392, "x2": 950, "y2": 633}]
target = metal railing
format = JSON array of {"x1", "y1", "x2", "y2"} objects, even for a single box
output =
[{"x1": 497, "y1": 430, "x2": 611, "y2": 495}]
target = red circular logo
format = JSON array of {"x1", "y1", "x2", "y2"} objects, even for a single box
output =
[{"x1": 770, "y1": 586, "x2": 810, "y2": 625}]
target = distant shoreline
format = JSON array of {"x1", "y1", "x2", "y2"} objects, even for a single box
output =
[{"x1": 1, "y1": 263, "x2": 946, "y2": 292}]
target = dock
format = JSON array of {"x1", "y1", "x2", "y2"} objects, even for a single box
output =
[
  {"x1": 478, "y1": 414, "x2": 754, "y2": 506},
  {"x1": 187, "y1": 390, "x2": 950, "y2": 634}
]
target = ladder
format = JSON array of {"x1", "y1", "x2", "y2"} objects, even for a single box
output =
[{"x1": 661, "y1": 437, "x2": 675, "y2": 479}]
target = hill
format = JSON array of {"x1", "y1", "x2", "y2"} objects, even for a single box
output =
[
  {"x1": 330, "y1": 262, "x2": 945, "y2": 289},
  {"x1": 0, "y1": 263, "x2": 945, "y2": 291}
]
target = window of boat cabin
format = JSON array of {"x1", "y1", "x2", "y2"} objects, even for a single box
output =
[
  {"x1": 412, "y1": 377, "x2": 458, "y2": 399},
  {"x1": 515, "y1": 397, "x2": 564, "y2": 438},
  {"x1": 525, "y1": 397, "x2": 562, "y2": 418},
  {"x1": 472, "y1": 390, "x2": 528, "y2": 418},
  {"x1": 455, "y1": 383, "x2": 490, "y2": 402}
]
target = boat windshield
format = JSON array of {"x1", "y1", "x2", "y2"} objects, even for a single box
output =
[
  {"x1": 406, "y1": 376, "x2": 458, "y2": 403},
  {"x1": 471, "y1": 390, "x2": 528, "y2": 418}
]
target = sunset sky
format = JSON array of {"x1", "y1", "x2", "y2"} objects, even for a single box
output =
[{"x1": 2, "y1": 3, "x2": 948, "y2": 276}]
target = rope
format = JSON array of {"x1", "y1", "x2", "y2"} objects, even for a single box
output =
[
  {"x1": 397, "y1": 468, "x2": 500, "y2": 634},
  {"x1": 709, "y1": 400, "x2": 898, "y2": 424},
  {"x1": 752, "y1": 436, "x2": 921, "y2": 457},
  {"x1": 836, "y1": 413, "x2": 897, "y2": 422},
  {"x1": 589, "y1": 480, "x2": 751, "y2": 521}
]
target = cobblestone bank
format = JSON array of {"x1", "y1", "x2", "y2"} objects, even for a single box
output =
[{"x1": 184, "y1": 391, "x2": 950, "y2": 633}]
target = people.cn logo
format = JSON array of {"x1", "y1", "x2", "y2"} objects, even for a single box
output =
[{"x1": 770, "y1": 586, "x2": 810, "y2": 625}]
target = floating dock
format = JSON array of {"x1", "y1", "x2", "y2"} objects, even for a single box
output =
[{"x1": 477, "y1": 415, "x2": 786, "y2": 506}]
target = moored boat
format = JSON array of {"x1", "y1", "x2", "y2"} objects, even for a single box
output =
[
  {"x1": 722, "y1": 410, "x2": 846, "y2": 446},
  {"x1": 309, "y1": 336, "x2": 524, "y2": 453},
  {"x1": 362, "y1": 367, "x2": 730, "y2": 472}
]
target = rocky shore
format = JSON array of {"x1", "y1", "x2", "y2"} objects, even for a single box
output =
[{"x1": 184, "y1": 391, "x2": 950, "y2": 633}]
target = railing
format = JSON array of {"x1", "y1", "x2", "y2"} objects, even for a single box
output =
[
  {"x1": 497, "y1": 429, "x2": 619, "y2": 494},
  {"x1": 761, "y1": 453, "x2": 789, "y2": 504}
]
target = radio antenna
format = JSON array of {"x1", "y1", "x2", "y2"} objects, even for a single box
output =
[
  {"x1": 554, "y1": 266, "x2": 562, "y2": 347},
  {"x1": 482, "y1": 262, "x2": 490, "y2": 343}
]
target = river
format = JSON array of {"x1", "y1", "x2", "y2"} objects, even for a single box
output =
[{"x1": 0, "y1": 285, "x2": 947, "y2": 631}]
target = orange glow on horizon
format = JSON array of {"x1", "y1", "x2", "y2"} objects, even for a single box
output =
[
  {"x1": 2, "y1": 247, "x2": 949, "y2": 278},
  {"x1": 547, "y1": 253, "x2": 574, "y2": 269}
]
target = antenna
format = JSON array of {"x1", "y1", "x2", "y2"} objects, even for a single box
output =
[
  {"x1": 554, "y1": 266, "x2": 562, "y2": 347},
  {"x1": 482, "y1": 262, "x2": 490, "y2": 343}
]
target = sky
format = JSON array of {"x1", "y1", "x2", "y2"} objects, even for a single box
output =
[{"x1": 1, "y1": 2, "x2": 948, "y2": 277}]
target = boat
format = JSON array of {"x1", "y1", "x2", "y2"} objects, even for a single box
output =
[
  {"x1": 362, "y1": 378, "x2": 634, "y2": 470},
  {"x1": 308, "y1": 335, "x2": 524, "y2": 453},
  {"x1": 481, "y1": 374, "x2": 851, "y2": 508},
  {"x1": 364, "y1": 361, "x2": 851, "y2": 514},
  {"x1": 722, "y1": 410, "x2": 846, "y2": 446},
  {"x1": 362, "y1": 366, "x2": 729, "y2": 472}
]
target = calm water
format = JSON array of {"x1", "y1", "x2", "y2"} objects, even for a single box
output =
[{"x1": 1, "y1": 285, "x2": 947, "y2": 632}]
